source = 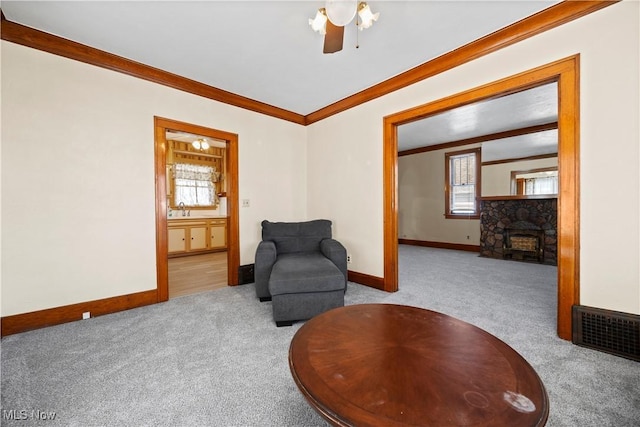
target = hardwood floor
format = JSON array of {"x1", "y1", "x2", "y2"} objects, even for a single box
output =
[{"x1": 168, "y1": 252, "x2": 228, "y2": 298}]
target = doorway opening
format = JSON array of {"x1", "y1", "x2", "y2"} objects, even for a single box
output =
[
  {"x1": 165, "y1": 129, "x2": 228, "y2": 298},
  {"x1": 383, "y1": 56, "x2": 580, "y2": 340},
  {"x1": 154, "y1": 117, "x2": 240, "y2": 302}
]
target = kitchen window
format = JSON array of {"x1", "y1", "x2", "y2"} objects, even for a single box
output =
[{"x1": 173, "y1": 163, "x2": 216, "y2": 207}]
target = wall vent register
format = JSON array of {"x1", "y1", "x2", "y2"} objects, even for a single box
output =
[{"x1": 572, "y1": 305, "x2": 639, "y2": 362}]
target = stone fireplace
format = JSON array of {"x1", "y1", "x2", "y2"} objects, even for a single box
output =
[{"x1": 480, "y1": 197, "x2": 557, "y2": 265}]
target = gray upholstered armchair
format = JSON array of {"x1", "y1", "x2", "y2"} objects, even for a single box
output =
[{"x1": 255, "y1": 219, "x2": 347, "y2": 326}]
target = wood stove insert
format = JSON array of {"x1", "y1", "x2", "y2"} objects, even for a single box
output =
[{"x1": 503, "y1": 227, "x2": 544, "y2": 263}]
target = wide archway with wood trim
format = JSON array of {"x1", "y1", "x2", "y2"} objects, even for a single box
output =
[{"x1": 383, "y1": 56, "x2": 580, "y2": 340}]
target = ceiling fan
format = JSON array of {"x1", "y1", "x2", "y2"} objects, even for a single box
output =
[{"x1": 309, "y1": 1, "x2": 380, "y2": 54}]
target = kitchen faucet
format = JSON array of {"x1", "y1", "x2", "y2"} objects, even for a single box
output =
[{"x1": 178, "y1": 202, "x2": 186, "y2": 216}]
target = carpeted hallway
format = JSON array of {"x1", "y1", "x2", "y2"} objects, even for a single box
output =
[{"x1": 2, "y1": 246, "x2": 639, "y2": 426}]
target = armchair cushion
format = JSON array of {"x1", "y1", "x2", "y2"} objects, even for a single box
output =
[
  {"x1": 261, "y1": 219, "x2": 332, "y2": 254},
  {"x1": 269, "y1": 253, "x2": 345, "y2": 295}
]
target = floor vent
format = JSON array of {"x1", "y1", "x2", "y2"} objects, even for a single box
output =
[{"x1": 572, "y1": 305, "x2": 640, "y2": 362}]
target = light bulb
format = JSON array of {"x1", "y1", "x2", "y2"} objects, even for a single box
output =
[{"x1": 325, "y1": 0, "x2": 357, "y2": 27}]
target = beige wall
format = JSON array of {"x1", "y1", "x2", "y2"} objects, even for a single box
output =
[
  {"x1": 398, "y1": 147, "x2": 480, "y2": 245},
  {"x1": 307, "y1": 1, "x2": 639, "y2": 314},
  {"x1": 0, "y1": 45, "x2": 3, "y2": 316},
  {"x1": 1, "y1": 41, "x2": 307, "y2": 316}
]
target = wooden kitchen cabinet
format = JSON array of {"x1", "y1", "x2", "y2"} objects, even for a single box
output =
[
  {"x1": 189, "y1": 225, "x2": 208, "y2": 251},
  {"x1": 168, "y1": 227, "x2": 187, "y2": 253},
  {"x1": 209, "y1": 219, "x2": 227, "y2": 249},
  {"x1": 168, "y1": 218, "x2": 227, "y2": 256}
]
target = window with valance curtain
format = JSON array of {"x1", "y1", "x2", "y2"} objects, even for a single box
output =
[{"x1": 174, "y1": 163, "x2": 216, "y2": 207}]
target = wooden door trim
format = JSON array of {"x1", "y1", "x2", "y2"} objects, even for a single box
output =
[
  {"x1": 383, "y1": 55, "x2": 580, "y2": 340},
  {"x1": 154, "y1": 117, "x2": 240, "y2": 302}
]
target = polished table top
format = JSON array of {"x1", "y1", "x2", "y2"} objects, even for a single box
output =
[{"x1": 289, "y1": 304, "x2": 548, "y2": 427}]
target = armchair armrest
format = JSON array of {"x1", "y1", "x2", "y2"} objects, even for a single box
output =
[
  {"x1": 255, "y1": 240, "x2": 277, "y2": 299},
  {"x1": 321, "y1": 239, "x2": 347, "y2": 288}
]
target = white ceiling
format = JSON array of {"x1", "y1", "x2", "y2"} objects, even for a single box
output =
[
  {"x1": 2, "y1": 1, "x2": 561, "y2": 160},
  {"x1": 398, "y1": 82, "x2": 558, "y2": 158}
]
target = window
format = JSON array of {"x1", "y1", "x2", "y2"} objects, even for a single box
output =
[
  {"x1": 173, "y1": 163, "x2": 217, "y2": 207},
  {"x1": 511, "y1": 167, "x2": 558, "y2": 196},
  {"x1": 445, "y1": 148, "x2": 480, "y2": 219}
]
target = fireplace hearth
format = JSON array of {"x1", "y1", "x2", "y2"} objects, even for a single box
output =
[{"x1": 480, "y1": 197, "x2": 557, "y2": 265}]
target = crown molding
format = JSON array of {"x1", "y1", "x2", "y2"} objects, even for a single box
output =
[{"x1": 1, "y1": 1, "x2": 617, "y2": 126}]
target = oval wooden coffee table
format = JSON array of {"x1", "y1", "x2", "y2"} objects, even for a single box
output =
[{"x1": 289, "y1": 304, "x2": 548, "y2": 427}]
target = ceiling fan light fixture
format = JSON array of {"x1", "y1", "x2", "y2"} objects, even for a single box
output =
[
  {"x1": 309, "y1": 1, "x2": 379, "y2": 53},
  {"x1": 309, "y1": 8, "x2": 328, "y2": 34},
  {"x1": 357, "y1": 2, "x2": 379, "y2": 30},
  {"x1": 325, "y1": 0, "x2": 357, "y2": 27}
]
